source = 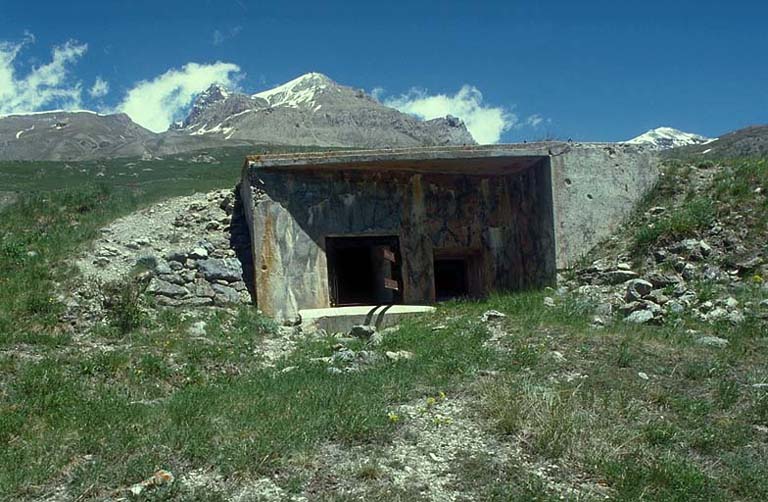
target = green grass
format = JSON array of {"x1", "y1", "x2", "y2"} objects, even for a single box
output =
[
  {"x1": 1, "y1": 156, "x2": 767, "y2": 499},
  {"x1": 631, "y1": 157, "x2": 766, "y2": 255}
]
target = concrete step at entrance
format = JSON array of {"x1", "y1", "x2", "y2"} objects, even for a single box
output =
[{"x1": 299, "y1": 305, "x2": 435, "y2": 334}]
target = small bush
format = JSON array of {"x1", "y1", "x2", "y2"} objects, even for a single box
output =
[{"x1": 102, "y1": 279, "x2": 147, "y2": 335}]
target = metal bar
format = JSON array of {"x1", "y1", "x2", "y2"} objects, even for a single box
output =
[
  {"x1": 383, "y1": 278, "x2": 399, "y2": 291},
  {"x1": 381, "y1": 248, "x2": 396, "y2": 263}
]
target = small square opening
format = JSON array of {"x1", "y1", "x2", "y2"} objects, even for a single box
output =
[
  {"x1": 434, "y1": 258, "x2": 469, "y2": 301},
  {"x1": 326, "y1": 236, "x2": 402, "y2": 306}
]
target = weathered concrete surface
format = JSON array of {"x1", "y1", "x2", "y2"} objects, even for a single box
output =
[
  {"x1": 241, "y1": 143, "x2": 658, "y2": 320},
  {"x1": 300, "y1": 305, "x2": 435, "y2": 333},
  {"x1": 550, "y1": 143, "x2": 659, "y2": 267}
]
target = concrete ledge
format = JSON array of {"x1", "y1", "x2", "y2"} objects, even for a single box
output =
[{"x1": 299, "y1": 305, "x2": 436, "y2": 333}]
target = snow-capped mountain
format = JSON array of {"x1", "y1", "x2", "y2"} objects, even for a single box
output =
[
  {"x1": 0, "y1": 72, "x2": 474, "y2": 161},
  {"x1": 626, "y1": 127, "x2": 714, "y2": 150},
  {"x1": 178, "y1": 72, "x2": 475, "y2": 148}
]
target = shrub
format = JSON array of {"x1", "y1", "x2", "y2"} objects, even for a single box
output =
[{"x1": 102, "y1": 279, "x2": 147, "y2": 335}]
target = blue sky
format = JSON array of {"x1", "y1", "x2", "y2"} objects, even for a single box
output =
[{"x1": 1, "y1": 0, "x2": 766, "y2": 142}]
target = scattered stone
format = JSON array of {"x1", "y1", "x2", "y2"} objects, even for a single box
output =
[
  {"x1": 160, "y1": 273, "x2": 187, "y2": 286},
  {"x1": 480, "y1": 310, "x2": 506, "y2": 322},
  {"x1": 727, "y1": 310, "x2": 745, "y2": 324},
  {"x1": 190, "y1": 280, "x2": 215, "y2": 298},
  {"x1": 198, "y1": 258, "x2": 243, "y2": 282},
  {"x1": 543, "y1": 297, "x2": 556, "y2": 307},
  {"x1": 625, "y1": 310, "x2": 654, "y2": 324},
  {"x1": 146, "y1": 278, "x2": 188, "y2": 298},
  {"x1": 187, "y1": 320, "x2": 207, "y2": 337},
  {"x1": 166, "y1": 250, "x2": 187, "y2": 263},
  {"x1": 666, "y1": 300, "x2": 686, "y2": 314},
  {"x1": 638, "y1": 371, "x2": 649, "y2": 380},
  {"x1": 129, "y1": 470, "x2": 174, "y2": 496},
  {"x1": 154, "y1": 260, "x2": 172, "y2": 275},
  {"x1": 647, "y1": 289, "x2": 670, "y2": 305},
  {"x1": 349, "y1": 325, "x2": 376, "y2": 339},
  {"x1": 189, "y1": 246, "x2": 209, "y2": 259},
  {"x1": 604, "y1": 270, "x2": 639, "y2": 284},
  {"x1": 93, "y1": 257, "x2": 110, "y2": 267},
  {"x1": 696, "y1": 336, "x2": 729, "y2": 348},
  {"x1": 705, "y1": 307, "x2": 728, "y2": 321},
  {"x1": 385, "y1": 350, "x2": 415, "y2": 362},
  {"x1": 624, "y1": 279, "x2": 653, "y2": 302},
  {"x1": 595, "y1": 303, "x2": 613, "y2": 316},
  {"x1": 211, "y1": 283, "x2": 240, "y2": 305},
  {"x1": 619, "y1": 301, "x2": 643, "y2": 315},
  {"x1": 646, "y1": 272, "x2": 679, "y2": 288},
  {"x1": 736, "y1": 256, "x2": 763, "y2": 274}
]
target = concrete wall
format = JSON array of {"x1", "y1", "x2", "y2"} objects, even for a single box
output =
[
  {"x1": 241, "y1": 163, "x2": 556, "y2": 321},
  {"x1": 550, "y1": 144, "x2": 659, "y2": 267}
]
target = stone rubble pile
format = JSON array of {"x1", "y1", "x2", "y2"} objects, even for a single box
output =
[
  {"x1": 138, "y1": 190, "x2": 252, "y2": 307},
  {"x1": 570, "y1": 235, "x2": 766, "y2": 325},
  {"x1": 64, "y1": 189, "x2": 253, "y2": 328}
]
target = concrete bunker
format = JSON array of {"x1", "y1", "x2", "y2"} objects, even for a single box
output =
[
  {"x1": 240, "y1": 146, "x2": 571, "y2": 322},
  {"x1": 240, "y1": 144, "x2": 659, "y2": 322}
]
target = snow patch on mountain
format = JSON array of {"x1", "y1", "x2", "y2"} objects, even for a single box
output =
[
  {"x1": 626, "y1": 127, "x2": 714, "y2": 150},
  {"x1": 253, "y1": 72, "x2": 330, "y2": 110}
]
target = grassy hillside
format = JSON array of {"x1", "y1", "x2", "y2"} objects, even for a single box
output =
[
  {"x1": 0, "y1": 156, "x2": 766, "y2": 500},
  {"x1": 0, "y1": 144, "x2": 331, "y2": 196}
]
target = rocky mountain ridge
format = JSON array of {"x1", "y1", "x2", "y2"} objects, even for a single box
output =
[
  {"x1": 176, "y1": 73, "x2": 475, "y2": 148},
  {"x1": 0, "y1": 73, "x2": 475, "y2": 161}
]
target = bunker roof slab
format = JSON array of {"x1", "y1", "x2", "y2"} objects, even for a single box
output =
[{"x1": 243, "y1": 142, "x2": 649, "y2": 176}]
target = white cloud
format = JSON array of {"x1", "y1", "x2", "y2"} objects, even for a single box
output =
[
  {"x1": 0, "y1": 34, "x2": 87, "y2": 115},
  {"x1": 117, "y1": 62, "x2": 241, "y2": 132},
  {"x1": 526, "y1": 114, "x2": 544, "y2": 127},
  {"x1": 89, "y1": 76, "x2": 109, "y2": 98},
  {"x1": 384, "y1": 85, "x2": 516, "y2": 144},
  {"x1": 213, "y1": 26, "x2": 242, "y2": 46}
]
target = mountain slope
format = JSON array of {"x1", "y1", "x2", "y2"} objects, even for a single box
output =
[
  {"x1": 626, "y1": 126, "x2": 713, "y2": 150},
  {"x1": 0, "y1": 111, "x2": 157, "y2": 161},
  {"x1": 178, "y1": 73, "x2": 476, "y2": 148},
  {"x1": 669, "y1": 125, "x2": 768, "y2": 158}
]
